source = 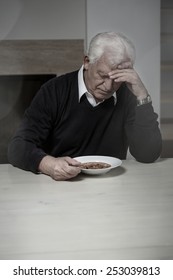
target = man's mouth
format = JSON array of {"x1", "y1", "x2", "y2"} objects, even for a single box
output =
[{"x1": 98, "y1": 89, "x2": 113, "y2": 95}]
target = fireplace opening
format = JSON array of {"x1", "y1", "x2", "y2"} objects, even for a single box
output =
[{"x1": 0, "y1": 74, "x2": 56, "y2": 163}]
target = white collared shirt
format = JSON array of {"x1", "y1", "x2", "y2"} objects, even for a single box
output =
[{"x1": 78, "y1": 66, "x2": 117, "y2": 107}]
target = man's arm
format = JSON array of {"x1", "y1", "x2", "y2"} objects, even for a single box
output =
[
  {"x1": 125, "y1": 102, "x2": 162, "y2": 163},
  {"x1": 109, "y1": 64, "x2": 162, "y2": 162},
  {"x1": 8, "y1": 85, "x2": 53, "y2": 173}
]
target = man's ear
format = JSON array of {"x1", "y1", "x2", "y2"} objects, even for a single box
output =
[{"x1": 83, "y1": 56, "x2": 90, "y2": 70}]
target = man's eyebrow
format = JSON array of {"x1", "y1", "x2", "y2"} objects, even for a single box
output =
[{"x1": 98, "y1": 71, "x2": 109, "y2": 77}]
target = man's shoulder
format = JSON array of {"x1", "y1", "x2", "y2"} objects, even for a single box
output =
[
  {"x1": 59, "y1": 70, "x2": 79, "y2": 79},
  {"x1": 45, "y1": 70, "x2": 79, "y2": 87},
  {"x1": 37, "y1": 70, "x2": 79, "y2": 106}
]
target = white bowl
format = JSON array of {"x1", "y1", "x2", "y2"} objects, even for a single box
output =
[{"x1": 74, "y1": 155, "x2": 122, "y2": 175}]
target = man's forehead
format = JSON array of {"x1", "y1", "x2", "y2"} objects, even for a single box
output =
[
  {"x1": 96, "y1": 59, "x2": 118, "y2": 73},
  {"x1": 96, "y1": 55, "x2": 132, "y2": 71},
  {"x1": 97, "y1": 65, "x2": 112, "y2": 75}
]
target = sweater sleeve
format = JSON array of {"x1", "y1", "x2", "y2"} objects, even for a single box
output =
[
  {"x1": 125, "y1": 101, "x2": 162, "y2": 163},
  {"x1": 8, "y1": 82, "x2": 57, "y2": 173}
]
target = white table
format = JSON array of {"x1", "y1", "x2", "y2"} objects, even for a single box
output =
[{"x1": 0, "y1": 159, "x2": 173, "y2": 260}]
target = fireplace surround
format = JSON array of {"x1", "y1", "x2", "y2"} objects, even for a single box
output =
[{"x1": 0, "y1": 39, "x2": 84, "y2": 163}]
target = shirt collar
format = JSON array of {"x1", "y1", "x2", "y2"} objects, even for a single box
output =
[{"x1": 78, "y1": 65, "x2": 117, "y2": 106}]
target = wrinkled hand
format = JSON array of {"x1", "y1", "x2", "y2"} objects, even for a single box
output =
[
  {"x1": 38, "y1": 155, "x2": 81, "y2": 180},
  {"x1": 109, "y1": 61, "x2": 148, "y2": 99}
]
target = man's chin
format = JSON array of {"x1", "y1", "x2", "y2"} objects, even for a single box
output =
[{"x1": 95, "y1": 92, "x2": 112, "y2": 100}]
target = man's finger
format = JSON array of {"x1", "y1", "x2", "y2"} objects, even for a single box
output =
[{"x1": 117, "y1": 61, "x2": 132, "y2": 69}]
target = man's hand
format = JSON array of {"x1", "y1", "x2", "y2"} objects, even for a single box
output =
[
  {"x1": 38, "y1": 155, "x2": 81, "y2": 181},
  {"x1": 109, "y1": 62, "x2": 148, "y2": 100}
]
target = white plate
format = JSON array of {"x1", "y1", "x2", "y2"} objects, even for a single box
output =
[{"x1": 74, "y1": 155, "x2": 122, "y2": 175}]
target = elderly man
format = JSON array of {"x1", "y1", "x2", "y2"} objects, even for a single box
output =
[{"x1": 8, "y1": 32, "x2": 162, "y2": 180}]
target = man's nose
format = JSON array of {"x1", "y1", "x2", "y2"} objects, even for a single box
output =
[{"x1": 104, "y1": 78, "x2": 114, "y2": 91}]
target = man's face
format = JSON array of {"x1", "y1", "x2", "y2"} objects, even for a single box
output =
[{"x1": 83, "y1": 55, "x2": 122, "y2": 102}]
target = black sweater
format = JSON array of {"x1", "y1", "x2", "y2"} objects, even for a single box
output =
[{"x1": 8, "y1": 70, "x2": 162, "y2": 173}]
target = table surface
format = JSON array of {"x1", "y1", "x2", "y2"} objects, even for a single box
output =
[{"x1": 0, "y1": 159, "x2": 173, "y2": 260}]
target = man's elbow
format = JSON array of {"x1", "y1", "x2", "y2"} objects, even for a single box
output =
[{"x1": 130, "y1": 144, "x2": 162, "y2": 163}]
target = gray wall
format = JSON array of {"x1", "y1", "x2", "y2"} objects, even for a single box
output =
[
  {"x1": 0, "y1": 0, "x2": 160, "y2": 116},
  {"x1": 0, "y1": 0, "x2": 86, "y2": 39}
]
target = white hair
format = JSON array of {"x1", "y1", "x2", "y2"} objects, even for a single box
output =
[{"x1": 86, "y1": 31, "x2": 136, "y2": 65}]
